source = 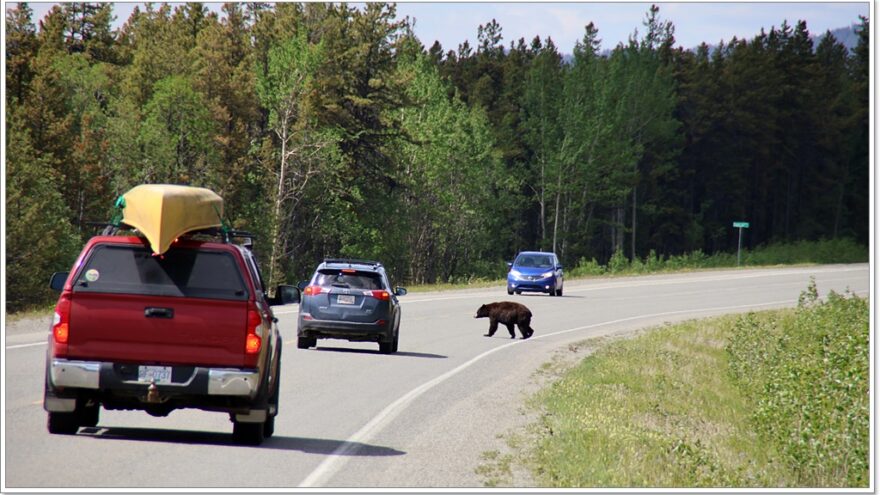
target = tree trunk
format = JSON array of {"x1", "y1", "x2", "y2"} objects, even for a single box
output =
[
  {"x1": 268, "y1": 119, "x2": 289, "y2": 290},
  {"x1": 631, "y1": 185, "x2": 637, "y2": 260}
]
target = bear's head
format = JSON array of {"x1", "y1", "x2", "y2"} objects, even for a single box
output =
[{"x1": 474, "y1": 304, "x2": 490, "y2": 318}]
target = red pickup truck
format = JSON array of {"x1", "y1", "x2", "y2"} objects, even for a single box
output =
[{"x1": 43, "y1": 233, "x2": 297, "y2": 445}]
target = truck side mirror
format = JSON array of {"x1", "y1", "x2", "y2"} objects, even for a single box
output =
[
  {"x1": 395, "y1": 287, "x2": 407, "y2": 296},
  {"x1": 49, "y1": 272, "x2": 68, "y2": 292},
  {"x1": 272, "y1": 285, "x2": 300, "y2": 305}
]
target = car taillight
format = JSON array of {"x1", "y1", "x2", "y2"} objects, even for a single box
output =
[
  {"x1": 369, "y1": 290, "x2": 391, "y2": 301},
  {"x1": 51, "y1": 294, "x2": 71, "y2": 356},
  {"x1": 303, "y1": 285, "x2": 325, "y2": 296},
  {"x1": 245, "y1": 307, "x2": 262, "y2": 354}
]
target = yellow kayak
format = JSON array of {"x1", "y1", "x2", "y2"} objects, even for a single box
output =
[{"x1": 121, "y1": 184, "x2": 223, "y2": 254}]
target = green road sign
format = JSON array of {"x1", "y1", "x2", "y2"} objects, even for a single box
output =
[{"x1": 733, "y1": 221, "x2": 750, "y2": 228}]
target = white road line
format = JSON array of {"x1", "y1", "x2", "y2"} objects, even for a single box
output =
[
  {"x1": 5, "y1": 342, "x2": 47, "y2": 350},
  {"x1": 401, "y1": 266, "x2": 867, "y2": 303},
  {"x1": 299, "y1": 296, "x2": 837, "y2": 488}
]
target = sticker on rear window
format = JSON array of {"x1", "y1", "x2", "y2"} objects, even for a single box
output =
[{"x1": 84, "y1": 269, "x2": 100, "y2": 282}]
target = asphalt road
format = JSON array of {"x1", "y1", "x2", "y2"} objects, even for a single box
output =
[{"x1": 3, "y1": 264, "x2": 869, "y2": 489}]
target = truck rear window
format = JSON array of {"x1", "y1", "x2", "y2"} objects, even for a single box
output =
[{"x1": 73, "y1": 244, "x2": 248, "y2": 301}]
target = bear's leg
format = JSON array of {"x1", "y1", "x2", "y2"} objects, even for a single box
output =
[
  {"x1": 485, "y1": 319, "x2": 498, "y2": 337},
  {"x1": 505, "y1": 322, "x2": 516, "y2": 338},
  {"x1": 519, "y1": 316, "x2": 535, "y2": 339}
]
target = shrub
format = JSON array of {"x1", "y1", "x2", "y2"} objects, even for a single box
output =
[{"x1": 726, "y1": 282, "x2": 869, "y2": 486}]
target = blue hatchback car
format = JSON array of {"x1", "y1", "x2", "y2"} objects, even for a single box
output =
[{"x1": 506, "y1": 251, "x2": 564, "y2": 296}]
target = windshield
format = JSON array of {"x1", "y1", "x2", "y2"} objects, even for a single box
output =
[{"x1": 514, "y1": 255, "x2": 554, "y2": 269}]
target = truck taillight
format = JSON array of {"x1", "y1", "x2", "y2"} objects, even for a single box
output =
[
  {"x1": 54, "y1": 321, "x2": 69, "y2": 344},
  {"x1": 245, "y1": 308, "x2": 262, "y2": 354},
  {"x1": 52, "y1": 294, "x2": 71, "y2": 355}
]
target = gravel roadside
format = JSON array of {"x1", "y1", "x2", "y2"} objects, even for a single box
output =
[{"x1": 4, "y1": 312, "x2": 53, "y2": 346}]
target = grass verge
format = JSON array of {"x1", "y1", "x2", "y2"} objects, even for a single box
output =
[{"x1": 500, "y1": 284, "x2": 869, "y2": 488}]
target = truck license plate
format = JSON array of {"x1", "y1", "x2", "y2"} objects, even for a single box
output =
[
  {"x1": 138, "y1": 366, "x2": 172, "y2": 384},
  {"x1": 337, "y1": 294, "x2": 355, "y2": 305}
]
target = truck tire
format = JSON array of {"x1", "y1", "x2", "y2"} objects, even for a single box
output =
[
  {"x1": 47, "y1": 412, "x2": 80, "y2": 435},
  {"x1": 79, "y1": 403, "x2": 100, "y2": 428},
  {"x1": 264, "y1": 349, "x2": 281, "y2": 439},
  {"x1": 232, "y1": 421, "x2": 264, "y2": 446}
]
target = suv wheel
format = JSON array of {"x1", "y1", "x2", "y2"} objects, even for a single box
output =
[
  {"x1": 379, "y1": 334, "x2": 396, "y2": 354},
  {"x1": 297, "y1": 336, "x2": 316, "y2": 349},
  {"x1": 47, "y1": 412, "x2": 80, "y2": 435},
  {"x1": 507, "y1": 288, "x2": 513, "y2": 295},
  {"x1": 556, "y1": 287, "x2": 563, "y2": 297}
]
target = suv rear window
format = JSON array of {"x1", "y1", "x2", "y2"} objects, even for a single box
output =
[
  {"x1": 314, "y1": 269, "x2": 384, "y2": 290},
  {"x1": 73, "y1": 244, "x2": 248, "y2": 301}
]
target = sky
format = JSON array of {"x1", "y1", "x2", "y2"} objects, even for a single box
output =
[{"x1": 14, "y1": 2, "x2": 871, "y2": 53}]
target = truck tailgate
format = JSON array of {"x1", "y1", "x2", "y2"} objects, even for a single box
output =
[{"x1": 67, "y1": 292, "x2": 249, "y2": 367}]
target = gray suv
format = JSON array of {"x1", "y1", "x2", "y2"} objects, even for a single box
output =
[{"x1": 297, "y1": 258, "x2": 407, "y2": 354}]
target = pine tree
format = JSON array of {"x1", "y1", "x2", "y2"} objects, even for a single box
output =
[{"x1": 5, "y1": 2, "x2": 38, "y2": 105}]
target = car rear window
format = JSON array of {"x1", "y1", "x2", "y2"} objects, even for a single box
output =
[
  {"x1": 314, "y1": 269, "x2": 384, "y2": 290},
  {"x1": 73, "y1": 244, "x2": 248, "y2": 300}
]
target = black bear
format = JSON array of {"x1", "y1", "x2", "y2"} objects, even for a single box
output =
[{"x1": 475, "y1": 301, "x2": 535, "y2": 339}]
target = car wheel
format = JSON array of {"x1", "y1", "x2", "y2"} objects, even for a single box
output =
[
  {"x1": 557, "y1": 287, "x2": 563, "y2": 297},
  {"x1": 232, "y1": 420, "x2": 265, "y2": 446},
  {"x1": 47, "y1": 412, "x2": 80, "y2": 435},
  {"x1": 507, "y1": 288, "x2": 513, "y2": 295},
  {"x1": 549, "y1": 287, "x2": 556, "y2": 296},
  {"x1": 515, "y1": 290, "x2": 521, "y2": 295},
  {"x1": 297, "y1": 336, "x2": 315, "y2": 349},
  {"x1": 391, "y1": 330, "x2": 399, "y2": 353}
]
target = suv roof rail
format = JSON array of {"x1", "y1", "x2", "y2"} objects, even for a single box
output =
[{"x1": 322, "y1": 257, "x2": 382, "y2": 267}]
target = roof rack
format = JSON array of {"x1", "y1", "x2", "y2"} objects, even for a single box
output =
[
  {"x1": 323, "y1": 257, "x2": 382, "y2": 267},
  {"x1": 185, "y1": 227, "x2": 256, "y2": 245},
  {"x1": 86, "y1": 222, "x2": 255, "y2": 246}
]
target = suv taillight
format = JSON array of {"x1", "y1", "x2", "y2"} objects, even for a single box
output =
[
  {"x1": 51, "y1": 294, "x2": 71, "y2": 356},
  {"x1": 303, "y1": 285, "x2": 325, "y2": 296},
  {"x1": 368, "y1": 290, "x2": 391, "y2": 301},
  {"x1": 245, "y1": 307, "x2": 262, "y2": 355}
]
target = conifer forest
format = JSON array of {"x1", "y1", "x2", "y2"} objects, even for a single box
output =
[{"x1": 4, "y1": 3, "x2": 870, "y2": 311}]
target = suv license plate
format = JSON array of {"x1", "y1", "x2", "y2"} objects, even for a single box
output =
[
  {"x1": 138, "y1": 366, "x2": 172, "y2": 384},
  {"x1": 337, "y1": 294, "x2": 355, "y2": 305}
]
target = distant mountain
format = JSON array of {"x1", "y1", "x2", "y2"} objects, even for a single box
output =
[
  {"x1": 693, "y1": 24, "x2": 860, "y2": 54},
  {"x1": 558, "y1": 24, "x2": 859, "y2": 63},
  {"x1": 814, "y1": 24, "x2": 861, "y2": 52}
]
